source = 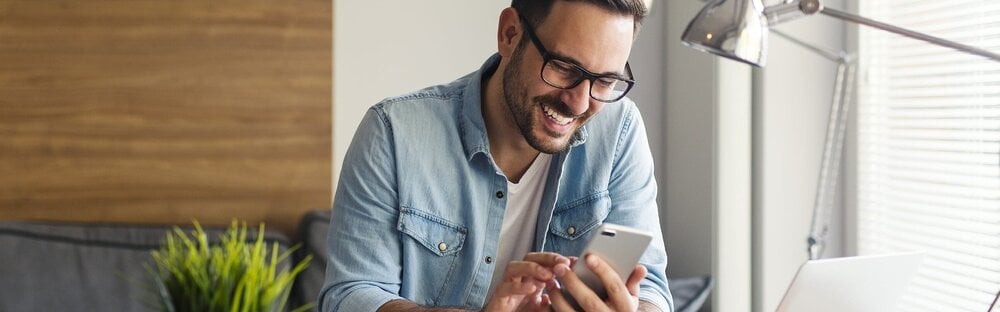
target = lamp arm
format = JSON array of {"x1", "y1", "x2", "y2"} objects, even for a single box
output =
[
  {"x1": 819, "y1": 7, "x2": 1000, "y2": 62},
  {"x1": 771, "y1": 30, "x2": 851, "y2": 63},
  {"x1": 763, "y1": 2, "x2": 805, "y2": 25},
  {"x1": 770, "y1": 29, "x2": 856, "y2": 260},
  {"x1": 760, "y1": 0, "x2": 1000, "y2": 62}
]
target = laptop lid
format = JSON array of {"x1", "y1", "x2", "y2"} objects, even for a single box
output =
[
  {"x1": 988, "y1": 288, "x2": 1000, "y2": 312},
  {"x1": 776, "y1": 252, "x2": 924, "y2": 312}
]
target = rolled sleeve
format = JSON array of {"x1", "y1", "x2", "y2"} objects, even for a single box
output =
[
  {"x1": 609, "y1": 102, "x2": 674, "y2": 312},
  {"x1": 320, "y1": 285, "x2": 402, "y2": 312},
  {"x1": 640, "y1": 284, "x2": 674, "y2": 312},
  {"x1": 319, "y1": 107, "x2": 405, "y2": 311}
]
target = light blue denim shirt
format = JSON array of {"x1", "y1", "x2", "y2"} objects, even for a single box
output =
[{"x1": 320, "y1": 54, "x2": 672, "y2": 312}]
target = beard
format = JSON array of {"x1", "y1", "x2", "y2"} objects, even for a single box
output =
[{"x1": 501, "y1": 45, "x2": 590, "y2": 154}]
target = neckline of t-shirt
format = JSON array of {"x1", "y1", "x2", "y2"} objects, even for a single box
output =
[{"x1": 507, "y1": 153, "x2": 552, "y2": 193}]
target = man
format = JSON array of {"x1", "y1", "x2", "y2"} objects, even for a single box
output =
[{"x1": 320, "y1": 0, "x2": 671, "y2": 311}]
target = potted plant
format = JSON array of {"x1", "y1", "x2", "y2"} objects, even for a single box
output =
[{"x1": 148, "y1": 221, "x2": 312, "y2": 312}]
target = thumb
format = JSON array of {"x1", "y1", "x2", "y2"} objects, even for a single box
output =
[{"x1": 626, "y1": 264, "x2": 647, "y2": 296}]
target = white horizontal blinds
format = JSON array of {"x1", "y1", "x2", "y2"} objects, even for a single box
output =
[{"x1": 857, "y1": 0, "x2": 1000, "y2": 311}]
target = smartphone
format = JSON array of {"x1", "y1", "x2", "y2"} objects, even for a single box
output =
[{"x1": 570, "y1": 223, "x2": 652, "y2": 299}]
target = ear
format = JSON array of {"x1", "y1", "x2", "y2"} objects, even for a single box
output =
[{"x1": 496, "y1": 7, "x2": 522, "y2": 58}]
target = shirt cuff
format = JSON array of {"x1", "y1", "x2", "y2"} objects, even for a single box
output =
[
  {"x1": 322, "y1": 286, "x2": 403, "y2": 312},
  {"x1": 639, "y1": 287, "x2": 673, "y2": 312}
]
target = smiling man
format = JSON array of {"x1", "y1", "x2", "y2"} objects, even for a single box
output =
[{"x1": 320, "y1": 1, "x2": 672, "y2": 311}]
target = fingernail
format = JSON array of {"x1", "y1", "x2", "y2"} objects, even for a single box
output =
[
  {"x1": 586, "y1": 254, "x2": 598, "y2": 267},
  {"x1": 554, "y1": 263, "x2": 568, "y2": 276},
  {"x1": 538, "y1": 267, "x2": 553, "y2": 278}
]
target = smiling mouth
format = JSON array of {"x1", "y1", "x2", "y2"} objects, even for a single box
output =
[{"x1": 542, "y1": 102, "x2": 575, "y2": 126}]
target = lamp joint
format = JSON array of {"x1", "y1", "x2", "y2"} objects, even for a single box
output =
[{"x1": 799, "y1": 0, "x2": 823, "y2": 15}]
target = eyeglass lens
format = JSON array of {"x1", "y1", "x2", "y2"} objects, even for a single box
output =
[{"x1": 541, "y1": 59, "x2": 630, "y2": 102}]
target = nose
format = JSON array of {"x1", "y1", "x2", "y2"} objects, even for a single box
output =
[{"x1": 559, "y1": 80, "x2": 591, "y2": 116}]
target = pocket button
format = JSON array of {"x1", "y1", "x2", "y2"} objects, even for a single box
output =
[
  {"x1": 567, "y1": 226, "x2": 576, "y2": 235},
  {"x1": 438, "y1": 242, "x2": 448, "y2": 252}
]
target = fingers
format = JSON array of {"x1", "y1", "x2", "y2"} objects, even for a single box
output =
[
  {"x1": 585, "y1": 254, "x2": 626, "y2": 299},
  {"x1": 502, "y1": 260, "x2": 555, "y2": 283},
  {"x1": 582, "y1": 253, "x2": 641, "y2": 311},
  {"x1": 547, "y1": 286, "x2": 576, "y2": 312},
  {"x1": 552, "y1": 257, "x2": 605, "y2": 311},
  {"x1": 523, "y1": 252, "x2": 572, "y2": 268},
  {"x1": 487, "y1": 252, "x2": 575, "y2": 312},
  {"x1": 495, "y1": 276, "x2": 546, "y2": 296},
  {"x1": 523, "y1": 286, "x2": 551, "y2": 311},
  {"x1": 492, "y1": 256, "x2": 566, "y2": 298},
  {"x1": 626, "y1": 264, "x2": 647, "y2": 296}
]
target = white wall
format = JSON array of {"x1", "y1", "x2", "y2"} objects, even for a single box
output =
[
  {"x1": 663, "y1": 0, "x2": 716, "y2": 285},
  {"x1": 752, "y1": 0, "x2": 847, "y2": 310},
  {"x1": 333, "y1": 1, "x2": 509, "y2": 186},
  {"x1": 664, "y1": 1, "x2": 754, "y2": 311}
]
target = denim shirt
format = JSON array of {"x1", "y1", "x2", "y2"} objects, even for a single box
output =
[{"x1": 320, "y1": 54, "x2": 672, "y2": 312}]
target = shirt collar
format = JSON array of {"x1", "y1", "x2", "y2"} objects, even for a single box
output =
[{"x1": 460, "y1": 54, "x2": 588, "y2": 161}]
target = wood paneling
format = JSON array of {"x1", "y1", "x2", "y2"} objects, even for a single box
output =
[{"x1": 0, "y1": 0, "x2": 332, "y2": 236}]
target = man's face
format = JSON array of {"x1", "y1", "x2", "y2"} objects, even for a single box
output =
[{"x1": 502, "y1": 2, "x2": 635, "y2": 154}]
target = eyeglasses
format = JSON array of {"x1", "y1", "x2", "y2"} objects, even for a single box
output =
[{"x1": 520, "y1": 18, "x2": 636, "y2": 103}]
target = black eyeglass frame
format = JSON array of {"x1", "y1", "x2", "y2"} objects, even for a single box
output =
[{"x1": 519, "y1": 17, "x2": 636, "y2": 103}]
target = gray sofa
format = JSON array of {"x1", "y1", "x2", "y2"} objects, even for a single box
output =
[
  {"x1": 0, "y1": 220, "x2": 307, "y2": 311},
  {"x1": 0, "y1": 211, "x2": 710, "y2": 311}
]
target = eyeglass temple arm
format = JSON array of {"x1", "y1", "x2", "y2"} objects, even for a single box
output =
[{"x1": 764, "y1": 0, "x2": 1000, "y2": 62}]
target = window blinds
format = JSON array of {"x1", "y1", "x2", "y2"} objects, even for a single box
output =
[{"x1": 857, "y1": 1, "x2": 1000, "y2": 311}]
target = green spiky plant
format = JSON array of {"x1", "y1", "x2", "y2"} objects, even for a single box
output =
[{"x1": 148, "y1": 221, "x2": 312, "y2": 312}]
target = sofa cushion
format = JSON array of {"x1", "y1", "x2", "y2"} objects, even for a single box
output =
[
  {"x1": 0, "y1": 221, "x2": 291, "y2": 311},
  {"x1": 294, "y1": 210, "x2": 332, "y2": 310},
  {"x1": 670, "y1": 274, "x2": 714, "y2": 312}
]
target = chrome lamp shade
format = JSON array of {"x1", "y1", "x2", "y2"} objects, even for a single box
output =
[{"x1": 681, "y1": 0, "x2": 768, "y2": 67}]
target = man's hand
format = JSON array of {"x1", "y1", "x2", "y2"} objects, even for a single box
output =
[
  {"x1": 483, "y1": 252, "x2": 571, "y2": 312},
  {"x1": 548, "y1": 253, "x2": 647, "y2": 311}
]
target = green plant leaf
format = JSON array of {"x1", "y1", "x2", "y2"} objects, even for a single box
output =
[{"x1": 147, "y1": 220, "x2": 311, "y2": 312}]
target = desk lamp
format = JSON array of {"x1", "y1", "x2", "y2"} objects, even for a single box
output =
[{"x1": 682, "y1": 0, "x2": 1000, "y2": 259}]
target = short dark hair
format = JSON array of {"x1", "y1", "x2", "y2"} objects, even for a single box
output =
[{"x1": 511, "y1": 0, "x2": 648, "y2": 34}]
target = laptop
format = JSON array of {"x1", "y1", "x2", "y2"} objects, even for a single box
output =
[
  {"x1": 775, "y1": 252, "x2": 925, "y2": 312},
  {"x1": 988, "y1": 287, "x2": 1000, "y2": 312}
]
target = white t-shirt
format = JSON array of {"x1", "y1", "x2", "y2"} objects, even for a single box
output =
[{"x1": 487, "y1": 153, "x2": 553, "y2": 297}]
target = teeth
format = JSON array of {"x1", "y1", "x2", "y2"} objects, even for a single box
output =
[{"x1": 543, "y1": 104, "x2": 573, "y2": 125}]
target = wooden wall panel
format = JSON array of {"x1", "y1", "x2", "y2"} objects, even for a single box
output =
[{"x1": 0, "y1": 0, "x2": 332, "y2": 236}]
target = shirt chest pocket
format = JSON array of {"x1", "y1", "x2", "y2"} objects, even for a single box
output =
[
  {"x1": 398, "y1": 207, "x2": 466, "y2": 255},
  {"x1": 397, "y1": 207, "x2": 467, "y2": 305},
  {"x1": 546, "y1": 193, "x2": 611, "y2": 255}
]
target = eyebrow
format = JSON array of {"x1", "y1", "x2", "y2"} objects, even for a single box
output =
[
  {"x1": 549, "y1": 51, "x2": 625, "y2": 78},
  {"x1": 549, "y1": 51, "x2": 627, "y2": 79},
  {"x1": 520, "y1": 17, "x2": 628, "y2": 79}
]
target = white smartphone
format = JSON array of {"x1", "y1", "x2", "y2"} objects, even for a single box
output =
[{"x1": 570, "y1": 223, "x2": 652, "y2": 300}]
